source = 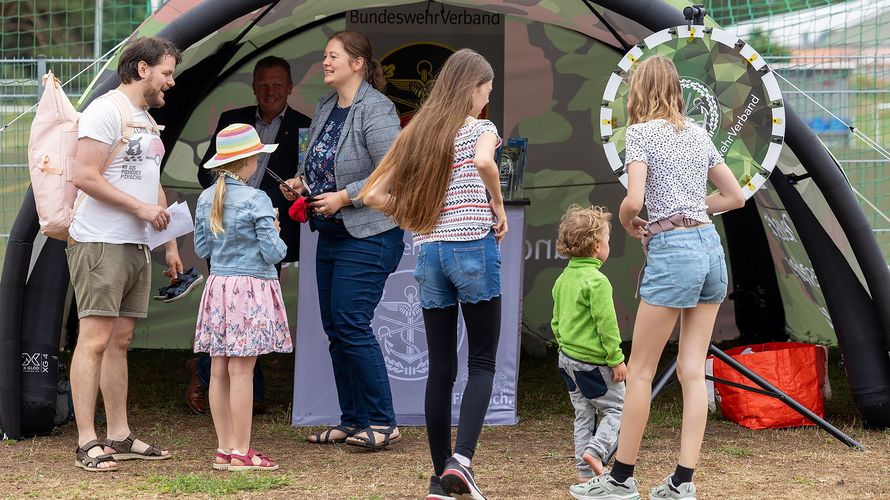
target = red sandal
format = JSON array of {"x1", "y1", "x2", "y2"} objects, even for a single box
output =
[
  {"x1": 212, "y1": 450, "x2": 231, "y2": 471},
  {"x1": 228, "y1": 448, "x2": 279, "y2": 471}
]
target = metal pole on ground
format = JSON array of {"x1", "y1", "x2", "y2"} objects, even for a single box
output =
[{"x1": 605, "y1": 343, "x2": 864, "y2": 465}]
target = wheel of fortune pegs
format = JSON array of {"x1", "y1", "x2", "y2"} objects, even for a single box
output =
[{"x1": 600, "y1": 25, "x2": 786, "y2": 200}]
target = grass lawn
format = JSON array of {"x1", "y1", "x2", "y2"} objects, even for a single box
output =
[{"x1": 1, "y1": 344, "x2": 888, "y2": 499}]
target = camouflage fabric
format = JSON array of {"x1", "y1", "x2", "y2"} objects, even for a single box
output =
[{"x1": 83, "y1": 0, "x2": 849, "y2": 348}]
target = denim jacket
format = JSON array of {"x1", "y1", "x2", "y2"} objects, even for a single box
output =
[{"x1": 194, "y1": 176, "x2": 287, "y2": 279}]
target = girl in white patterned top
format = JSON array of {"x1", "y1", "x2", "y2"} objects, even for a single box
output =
[
  {"x1": 360, "y1": 48, "x2": 505, "y2": 500},
  {"x1": 412, "y1": 118, "x2": 502, "y2": 245},
  {"x1": 577, "y1": 56, "x2": 744, "y2": 500}
]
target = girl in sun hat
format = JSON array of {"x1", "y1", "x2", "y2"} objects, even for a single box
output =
[{"x1": 194, "y1": 123, "x2": 292, "y2": 472}]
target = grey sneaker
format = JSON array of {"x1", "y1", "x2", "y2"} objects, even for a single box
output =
[
  {"x1": 649, "y1": 475, "x2": 697, "y2": 499},
  {"x1": 440, "y1": 457, "x2": 485, "y2": 500},
  {"x1": 427, "y1": 475, "x2": 455, "y2": 500},
  {"x1": 569, "y1": 473, "x2": 641, "y2": 500}
]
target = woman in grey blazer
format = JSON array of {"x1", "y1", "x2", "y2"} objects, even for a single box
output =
[{"x1": 282, "y1": 31, "x2": 404, "y2": 450}]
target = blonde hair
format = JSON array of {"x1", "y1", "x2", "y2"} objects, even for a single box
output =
[
  {"x1": 627, "y1": 56, "x2": 686, "y2": 132},
  {"x1": 359, "y1": 49, "x2": 494, "y2": 233},
  {"x1": 556, "y1": 205, "x2": 612, "y2": 258},
  {"x1": 209, "y1": 158, "x2": 248, "y2": 236}
]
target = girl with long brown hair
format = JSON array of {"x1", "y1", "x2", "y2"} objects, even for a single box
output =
[
  {"x1": 360, "y1": 48, "x2": 506, "y2": 500},
  {"x1": 572, "y1": 56, "x2": 744, "y2": 500}
]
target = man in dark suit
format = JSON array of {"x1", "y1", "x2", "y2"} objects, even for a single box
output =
[
  {"x1": 186, "y1": 56, "x2": 311, "y2": 414},
  {"x1": 198, "y1": 56, "x2": 310, "y2": 258}
]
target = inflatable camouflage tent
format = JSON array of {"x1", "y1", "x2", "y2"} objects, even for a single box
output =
[{"x1": 1, "y1": 0, "x2": 888, "y2": 439}]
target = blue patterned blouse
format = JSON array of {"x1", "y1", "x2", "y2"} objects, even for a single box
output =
[{"x1": 305, "y1": 104, "x2": 350, "y2": 198}]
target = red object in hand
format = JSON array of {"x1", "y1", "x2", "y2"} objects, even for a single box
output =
[{"x1": 288, "y1": 197, "x2": 312, "y2": 223}]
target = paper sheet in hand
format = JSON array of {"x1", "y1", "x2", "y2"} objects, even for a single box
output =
[{"x1": 147, "y1": 201, "x2": 194, "y2": 250}]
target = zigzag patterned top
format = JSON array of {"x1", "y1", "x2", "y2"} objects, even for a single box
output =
[{"x1": 413, "y1": 119, "x2": 501, "y2": 246}]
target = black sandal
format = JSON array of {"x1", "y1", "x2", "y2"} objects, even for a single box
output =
[
  {"x1": 104, "y1": 433, "x2": 171, "y2": 461},
  {"x1": 307, "y1": 424, "x2": 359, "y2": 444},
  {"x1": 74, "y1": 440, "x2": 119, "y2": 472},
  {"x1": 345, "y1": 425, "x2": 402, "y2": 450}
]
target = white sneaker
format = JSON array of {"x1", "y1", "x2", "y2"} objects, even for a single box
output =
[
  {"x1": 649, "y1": 475, "x2": 696, "y2": 499},
  {"x1": 569, "y1": 473, "x2": 641, "y2": 500}
]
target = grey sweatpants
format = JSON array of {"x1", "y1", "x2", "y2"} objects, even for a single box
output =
[{"x1": 558, "y1": 351, "x2": 625, "y2": 479}]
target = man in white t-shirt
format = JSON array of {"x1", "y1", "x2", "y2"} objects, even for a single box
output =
[{"x1": 68, "y1": 36, "x2": 182, "y2": 472}]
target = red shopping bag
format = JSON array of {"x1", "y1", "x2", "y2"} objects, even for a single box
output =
[{"x1": 711, "y1": 342, "x2": 826, "y2": 430}]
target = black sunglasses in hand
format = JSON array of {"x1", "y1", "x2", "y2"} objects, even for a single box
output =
[{"x1": 265, "y1": 167, "x2": 302, "y2": 198}]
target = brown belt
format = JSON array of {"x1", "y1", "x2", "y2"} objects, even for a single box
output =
[
  {"x1": 641, "y1": 213, "x2": 703, "y2": 254},
  {"x1": 635, "y1": 213, "x2": 706, "y2": 299}
]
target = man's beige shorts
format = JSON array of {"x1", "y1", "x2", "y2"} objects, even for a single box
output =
[{"x1": 66, "y1": 241, "x2": 152, "y2": 319}]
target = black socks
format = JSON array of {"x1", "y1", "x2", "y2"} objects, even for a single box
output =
[
  {"x1": 610, "y1": 460, "x2": 693, "y2": 487},
  {"x1": 672, "y1": 464, "x2": 695, "y2": 486},
  {"x1": 610, "y1": 460, "x2": 635, "y2": 483}
]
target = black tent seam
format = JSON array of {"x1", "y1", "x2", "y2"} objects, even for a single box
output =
[
  {"x1": 230, "y1": 0, "x2": 280, "y2": 47},
  {"x1": 579, "y1": 0, "x2": 632, "y2": 52},
  {"x1": 208, "y1": 12, "x2": 346, "y2": 92}
]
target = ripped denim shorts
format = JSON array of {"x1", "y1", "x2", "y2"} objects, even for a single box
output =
[{"x1": 413, "y1": 232, "x2": 501, "y2": 309}]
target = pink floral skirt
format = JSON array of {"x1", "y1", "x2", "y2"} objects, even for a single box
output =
[{"x1": 194, "y1": 275, "x2": 293, "y2": 357}]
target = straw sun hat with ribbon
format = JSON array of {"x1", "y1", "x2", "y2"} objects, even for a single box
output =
[{"x1": 203, "y1": 123, "x2": 278, "y2": 169}]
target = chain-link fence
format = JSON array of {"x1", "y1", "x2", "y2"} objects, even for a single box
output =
[
  {"x1": 1, "y1": 1, "x2": 153, "y2": 59},
  {"x1": 712, "y1": 0, "x2": 890, "y2": 261}
]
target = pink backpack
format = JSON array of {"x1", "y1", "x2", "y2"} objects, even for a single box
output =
[{"x1": 27, "y1": 71, "x2": 161, "y2": 240}]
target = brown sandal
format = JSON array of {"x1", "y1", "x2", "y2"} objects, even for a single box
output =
[
  {"x1": 104, "y1": 433, "x2": 171, "y2": 461},
  {"x1": 74, "y1": 440, "x2": 119, "y2": 472}
]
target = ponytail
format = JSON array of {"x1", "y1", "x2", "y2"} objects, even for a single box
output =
[
  {"x1": 366, "y1": 59, "x2": 387, "y2": 92},
  {"x1": 210, "y1": 174, "x2": 227, "y2": 236}
]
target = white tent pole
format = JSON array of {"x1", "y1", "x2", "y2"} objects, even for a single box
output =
[{"x1": 95, "y1": 0, "x2": 104, "y2": 60}]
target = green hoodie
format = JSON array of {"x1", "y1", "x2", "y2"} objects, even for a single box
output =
[{"x1": 551, "y1": 257, "x2": 625, "y2": 366}]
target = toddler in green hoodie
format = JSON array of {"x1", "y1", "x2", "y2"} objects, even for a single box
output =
[{"x1": 552, "y1": 205, "x2": 627, "y2": 485}]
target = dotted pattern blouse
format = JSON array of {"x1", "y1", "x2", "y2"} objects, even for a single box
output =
[
  {"x1": 624, "y1": 119, "x2": 724, "y2": 224},
  {"x1": 413, "y1": 119, "x2": 501, "y2": 246}
]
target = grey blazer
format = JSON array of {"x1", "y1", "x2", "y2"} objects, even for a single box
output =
[{"x1": 298, "y1": 80, "x2": 401, "y2": 238}]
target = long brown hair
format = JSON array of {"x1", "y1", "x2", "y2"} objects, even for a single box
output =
[
  {"x1": 330, "y1": 31, "x2": 386, "y2": 92},
  {"x1": 209, "y1": 158, "x2": 248, "y2": 236},
  {"x1": 359, "y1": 49, "x2": 494, "y2": 233},
  {"x1": 627, "y1": 55, "x2": 686, "y2": 132}
]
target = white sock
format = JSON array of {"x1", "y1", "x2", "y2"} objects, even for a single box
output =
[
  {"x1": 453, "y1": 453, "x2": 471, "y2": 467},
  {"x1": 231, "y1": 449, "x2": 244, "y2": 456},
  {"x1": 217, "y1": 448, "x2": 228, "y2": 455}
]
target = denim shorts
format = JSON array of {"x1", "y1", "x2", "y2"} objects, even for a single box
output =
[
  {"x1": 639, "y1": 224, "x2": 728, "y2": 308},
  {"x1": 414, "y1": 233, "x2": 501, "y2": 309}
]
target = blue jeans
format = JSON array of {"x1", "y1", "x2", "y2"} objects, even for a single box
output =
[{"x1": 314, "y1": 218, "x2": 404, "y2": 427}]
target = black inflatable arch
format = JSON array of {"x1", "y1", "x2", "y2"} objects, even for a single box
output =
[{"x1": 1, "y1": 0, "x2": 888, "y2": 439}]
